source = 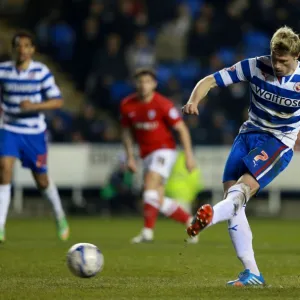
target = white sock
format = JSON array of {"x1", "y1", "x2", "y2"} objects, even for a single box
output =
[
  {"x1": 228, "y1": 206, "x2": 260, "y2": 276},
  {"x1": 41, "y1": 180, "x2": 65, "y2": 219},
  {"x1": 160, "y1": 197, "x2": 178, "y2": 216},
  {"x1": 211, "y1": 183, "x2": 250, "y2": 225},
  {"x1": 0, "y1": 184, "x2": 11, "y2": 229}
]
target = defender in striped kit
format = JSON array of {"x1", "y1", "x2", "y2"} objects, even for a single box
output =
[
  {"x1": 0, "y1": 31, "x2": 69, "y2": 241},
  {"x1": 182, "y1": 26, "x2": 300, "y2": 286}
]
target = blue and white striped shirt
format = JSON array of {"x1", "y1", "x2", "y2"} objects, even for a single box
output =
[
  {"x1": 214, "y1": 56, "x2": 300, "y2": 148},
  {"x1": 0, "y1": 60, "x2": 62, "y2": 134}
]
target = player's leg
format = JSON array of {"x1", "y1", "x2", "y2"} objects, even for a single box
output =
[
  {"x1": 159, "y1": 186, "x2": 192, "y2": 227},
  {"x1": 209, "y1": 173, "x2": 257, "y2": 226},
  {"x1": 131, "y1": 169, "x2": 162, "y2": 243},
  {"x1": 160, "y1": 194, "x2": 197, "y2": 244},
  {"x1": 223, "y1": 136, "x2": 292, "y2": 286},
  {"x1": 212, "y1": 132, "x2": 293, "y2": 227},
  {"x1": 21, "y1": 132, "x2": 69, "y2": 240},
  {"x1": 188, "y1": 133, "x2": 293, "y2": 236},
  {"x1": 0, "y1": 130, "x2": 20, "y2": 242},
  {"x1": 223, "y1": 181, "x2": 262, "y2": 286},
  {"x1": 187, "y1": 134, "x2": 250, "y2": 236},
  {"x1": 145, "y1": 149, "x2": 192, "y2": 226},
  {"x1": 31, "y1": 171, "x2": 69, "y2": 240},
  {"x1": 224, "y1": 134, "x2": 293, "y2": 286},
  {"x1": 0, "y1": 157, "x2": 16, "y2": 241},
  {"x1": 132, "y1": 149, "x2": 192, "y2": 243}
]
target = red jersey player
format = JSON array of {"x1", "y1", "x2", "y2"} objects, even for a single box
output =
[{"x1": 120, "y1": 68, "x2": 198, "y2": 243}]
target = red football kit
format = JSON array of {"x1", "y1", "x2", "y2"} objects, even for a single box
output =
[{"x1": 120, "y1": 92, "x2": 182, "y2": 158}]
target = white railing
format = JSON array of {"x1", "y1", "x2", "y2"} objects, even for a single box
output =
[{"x1": 12, "y1": 144, "x2": 300, "y2": 215}]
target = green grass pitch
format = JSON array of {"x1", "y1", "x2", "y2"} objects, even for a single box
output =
[{"x1": 0, "y1": 217, "x2": 300, "y2": 299}]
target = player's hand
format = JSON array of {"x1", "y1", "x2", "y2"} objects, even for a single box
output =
[
  {"x1": 20, "y1": 100, "x2": 35, "y2": 112},
  {"x1": 127, "y1": 157, "x2": 138, "y2": 173},
  {"x1": 185, "y1": 155, "x2": 196, "y2": 173},
  {"x1": 182, "y1": 103, "x2": 199, "y2": 115}
]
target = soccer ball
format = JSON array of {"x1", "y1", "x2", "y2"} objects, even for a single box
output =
[{"x1": 67, "y1": 243, "x2": 104, "y2": 278}]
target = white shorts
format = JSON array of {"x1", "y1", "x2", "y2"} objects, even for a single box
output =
[{"x1": 143, "y1": 149, "x2": 177, "y2": 179}]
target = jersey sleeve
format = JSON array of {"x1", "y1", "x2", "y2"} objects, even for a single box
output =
[
  {"x1": 40, "y1": 66, "x2": 62, "y2": 100},
  {"x1": 162, "y1": 101, "x2": 182, "y2": 127},
  {"x1": 213, "y1": 58, "x2": 255, "y2": 87},
  {"x1": 120, "y1": 103, "x2": 131, "y2": 128}
]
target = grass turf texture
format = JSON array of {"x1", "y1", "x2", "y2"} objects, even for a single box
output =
[{"x1": 0, "y1": 217, "x2": 300, "y2": 300}]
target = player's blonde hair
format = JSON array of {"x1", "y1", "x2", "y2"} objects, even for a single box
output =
[{"x1": 270, "y1": 26, "x2": 300, "y2": 57}]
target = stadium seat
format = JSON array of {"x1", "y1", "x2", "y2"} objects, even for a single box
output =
[
  {"x1": 176, "y1": 0, "x2": 203, "y2": 17},
  {"x1": 216, "y1": 48, "x2": 236, "y2": 66},
  {"x1": 244, "y1": 30, "x2": 270, "y2": 55},
  {"x1": 174, "y1": 60, "x2": 201, "y2": 87},
  {"x1": 110, "y1": 81, "x2": 134, "y2": 102},
  {"x1": 146, "y1": 28, "x2": 158, "y2": 43},
  {"x1": 156, "y1": 65, "x2": 173, "y2": 86}
]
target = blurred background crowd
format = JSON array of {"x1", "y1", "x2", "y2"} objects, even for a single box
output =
[{"x1": 1, "y1": 0, "x2": 300, "y2": 145}]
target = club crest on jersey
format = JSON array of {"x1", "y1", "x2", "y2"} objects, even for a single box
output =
[
  {"x1": 293, "y1": 82, "x2": 300, "y2": 93},
  {"x1": 156, "y1": 156, "x2": 165, "y2": 166},
  {"x1": 226, "y1": 65, "x2": 236, "y2": 72},
  {"x1": 128, "y1": 112, "x2": 135, "y2": 118},
  {"x1": 148, "y1": 109, "x2": 156, "y2": 120}
]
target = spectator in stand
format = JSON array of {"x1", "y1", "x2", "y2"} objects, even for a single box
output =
[
  {"x1": 48, "y1": 115, "x2": 71, "y2": 143},
  {"x1": 185, "y1": 115, "x2": 207, "y2": 145},
  {"x1": 85, "y1": 33, "x2": 128, "y2": 109},
  {"x1": 156, "y1": 2, "x2": 192, "y2": 61},
  {"x1": 102, "y1": 125, "x2": 120, "y2": 143},
  {"x1": 125, "y1": 31, "x2": 156, "y2": 75},
  {"x1": 72, "y1": 104, "x2": 107, "y2": 143},
  {"x1": 162, "y1": 77, "x2": 183, "y2": 108},
  {"x1": 0, "y1": 39, "x2": 10, "y2": 63},
  {"x1": 35, "y1": 9, "x2": 60, "y2": 53},
  {"x1": 21, "y1": 0, "x2": 300, "y2": 146},
  {"x1": 100, "y1": 153, "x2": 138, "y2": 215},
  {"x1": 110, "y1": 0, "x2": 138, "y2": 46},
  {"x1": 74, "y1": 16, "x2": 105, "y2": 89},
  {"x1": 187, "y1": 17, "x2": 215, "y2": 63},
  {"x1": 49, "y1": 17, "x2": 75, "y2": 67},
  {"x1": 206, "y1": 111, "x2": 234, "y2": 145}
]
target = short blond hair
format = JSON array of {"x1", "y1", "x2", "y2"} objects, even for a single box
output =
[{"x1": 270, "y1": 26, "x2": 300, "y2": 56}]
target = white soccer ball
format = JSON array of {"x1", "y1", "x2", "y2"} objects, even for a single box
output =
[{"x1": 67, "y1": 243, "x2": 104, "y2": 278}]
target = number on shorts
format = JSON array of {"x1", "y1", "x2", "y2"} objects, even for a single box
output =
[
  {"x1": 156, "y1": 156, "x2": 165, "y2": 166},
  {"x1": 254, "y1": 150, "x2": 268, "y2": 162}
]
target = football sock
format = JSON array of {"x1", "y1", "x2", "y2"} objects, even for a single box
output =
[
  {"x1": 228, "y1": 206, "x2": 260, "y2": 276},
  {"x1": 160, "y1": 197, "x2": 191, "y2": 224},
  {"x1": 143, "y1": 190, "x2": 160, "y2": 230},
  {"x1": 0, "y1": 184, "x2": 11, "y2": 229},
  {"x1": 41, "y1": 180, "x2": 65, "y2": 219},
  {"x1": 211, "y1": 183, "x2": 250, "y2": 225}
]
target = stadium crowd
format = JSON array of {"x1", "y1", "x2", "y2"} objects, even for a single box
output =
[{"x1": 5, "y1": 0, "x2": 300, "y2": 144}]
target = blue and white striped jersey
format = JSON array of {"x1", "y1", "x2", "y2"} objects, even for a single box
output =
[
  {"x1": 214, "y1": 56, "x2": 300, "y2": 148},
  {"x1": 0, "y1": 60, "x2": 62, "y2": 134}
]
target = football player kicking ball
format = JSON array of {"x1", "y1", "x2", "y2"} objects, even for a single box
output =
[
  {"x1": 120, "y1": 68, "x2": 197, "y2": 244},
  {"x1": 183, "y1": 26, "x2": 300, "y2": 286}
]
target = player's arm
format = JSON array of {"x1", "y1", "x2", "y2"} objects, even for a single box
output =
[
  {"x1": 173, "y1": 120, "x2": 196, "y2": 172},
  {"x1": 20, "y1": 98, "x2": 63, "y2": 111},
  {"x1": 163, "y1": 103, "x2": 196, "y2": 172},
  {"x1": 183, "y1": 59, "x2": 252, "y2": 115},
  {"x1": 21, "y1": 68, "x2": 63, "y2": 112},
  {"x1": 120, "y1": 103, "x2": 137, "y2": 173},
  {"x1": 121, "y1": 127, "x2": 137, "y2": 173},
  {"x1": 121, "y1": 127, "x2": 134, "y2": 160},
  {"x1": 183, "y1": 75, "x2": 217, "y2": 115}
]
